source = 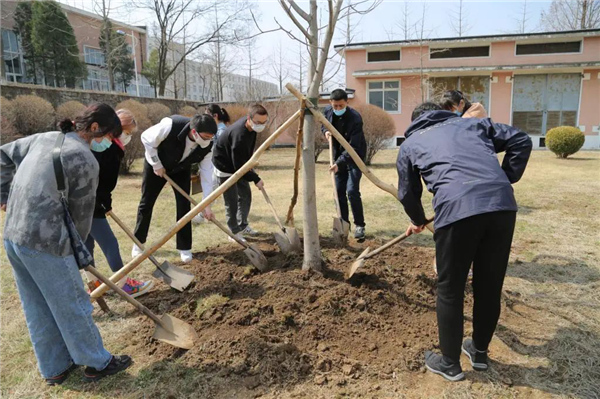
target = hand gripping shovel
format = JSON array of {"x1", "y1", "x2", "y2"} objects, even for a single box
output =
[
  {"x1": 259, "y1": 186, "x2": 302, "y2": 254},
  {"x1": 347, "y1": 218, "x2": 434, "y2": 279},
  {"x1": 329, "y1": 136, "x2": 350, "y2": 246},
  {"x1": 106, "y1": 210, "x2": 194, "y2": 292},
  {"x1": 163, "y1": 175, "x2": 269, "y2": 271},
  {"x1": 85, "y1": 266, "x2": 197, "y2": 349}
]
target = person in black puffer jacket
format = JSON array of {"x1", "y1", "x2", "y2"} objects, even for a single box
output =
[{"x1": 84, "y1": 109, "x2": 153, "y2": 298}]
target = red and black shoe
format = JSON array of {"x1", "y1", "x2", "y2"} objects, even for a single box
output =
[
  {"x1": 46, "y1": 363, "x2": 78, "y2": 386},
  {"x1": 83, "y1": 355, "x2": 132, "y2": 383}
]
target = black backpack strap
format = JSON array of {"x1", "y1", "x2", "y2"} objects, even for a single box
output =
[{"x1": 52, "y1": 132, "x2": 67, "y2": 192}]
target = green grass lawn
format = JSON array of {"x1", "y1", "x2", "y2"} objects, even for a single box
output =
[{"x1": 1, "y1": 149, "x2": 599, "y2": 398}]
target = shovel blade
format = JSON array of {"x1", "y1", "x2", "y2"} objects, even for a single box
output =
[
  {"x1": 152, "y1": 261, "x2": 195, "y2": 292},
  {"x1": 273, "y1": 230, "x2": 292, "y2": 254},
  {"x1": 244, "y1": 244, "x2": 269, "y2": 272},
  {"x1": 152, "y1": 313, "x2": 198, "y2": 350},
  {"x1": 332, "y1": 217, "x2": 350, "y2": 246},
  {"x1": 347, "y1": 247, "x2": 370, "y2": 279},
  {"x1": 284, "y1": 227, "x2": 302, "y2": 253}
]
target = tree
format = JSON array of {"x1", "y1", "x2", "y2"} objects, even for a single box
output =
[
  {"x1": 99, "y1": 19, "x2": 136, "y2": 92},
  {"x1": 354, "y1": 104, "x2": 396, "y2": 165},
  {"x1": 513, "y1": 1, "x2": 531, "y2": 34},
  {"x1": 14, "y1": 2, "x2": 40, "y2": 84},
  {"x1": 30, "y1": 0, "x2": 87, "y2": 88},
  {"x1": 449, "y1": 0, "x2": 472, "y2": 37},
  {"x1": 268, "y1": 40, "x2": 290, "y2": 95},
  {"x1": 142, "y1": 49, "x2": 163, "y2": 97},
  {"x1": 540, "y1": 0, "x2": 600, "y2": 30}
]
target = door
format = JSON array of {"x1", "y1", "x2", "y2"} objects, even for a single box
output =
[{"x1": 512, "y1": 74, "x2": 580, "y2": 136}]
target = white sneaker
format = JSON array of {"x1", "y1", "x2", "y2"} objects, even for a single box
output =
[
  {"x1": 242, "y1": 226, "x2": 258, "y2": 236},
  {"x1": 179, "y1": 250, "x2": 193, "y2": 263},
  {"x1": 192, "y1": 213, "x2": 205, "y2": 225},
  {"x1": 131, "y1": 243, "x2": 143, "y2": 258},
  {"x1": 228, "y1": 233, "x2": 246, "y2": 243}
]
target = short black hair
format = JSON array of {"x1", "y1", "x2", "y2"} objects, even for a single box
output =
[
  {"x1": 191, "y1": 114, "x2": 217, "y2": 135},
  {"x1": 440, "y1": 90, "x2": 471, "y2": 112},
  {"x1": 330, "y1": 89, "x2": 348, "y2": 101},
  {"x1": 411, "y1": 102, "x2": 442, "y2": 121},
  {"x1": 248, "y1": 104, "x2": 268, "y2": 118}
]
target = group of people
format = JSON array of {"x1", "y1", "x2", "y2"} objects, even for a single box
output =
[{"x1": 0, "y1": 87, "x2": 531, "y2": 386}]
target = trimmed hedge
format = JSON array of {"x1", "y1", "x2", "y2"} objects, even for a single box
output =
[
  {"x1": 178, "y1": 105, "x2": 197, "y2": 117},
  {"x1": 147, "y1": 103, "x2": 171, "y2": 124},
  {"x1": 56, "y1": 100, "x2": 86, "y2": 121},
  {"x1": 11, "y1": 95, "x2": 55, "y2": 135},
  {"x1": 546, "y1": 126, "x2": 585, "y2": 159}
]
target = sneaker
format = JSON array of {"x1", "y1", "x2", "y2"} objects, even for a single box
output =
[
  {"x1": 192, "y1": 213, "x2": 205, "y2": 225},
  {"x1": 354, "y1": 226, "x2": 366, "y2": 240},
  {"x1": 122, "y1": 278, "x2": 154, "y2": 298},
  {"x1": 424, "y1": 351, "x2": 465, "y2": 382},
  {"x1": 86, "y1": 279, "x2": 101, "y2": 294},
  {"x1": 83, "y1": 355, "x2": 132, "y2": 383},
  {"x1": 131, "y1": 243, "x2": 143, "y2": 258},
  {"x1": 46, "y1": 363, "x2": 78, "y2": 386},
  {"x1": 242, "y1": 226, "x2": 258, "y2": 236},
  {"x1": 228, "y1": 233, "x2": 247, "y2": 243},
  {"x1": 462, "y1": 339, "x2": 489, "y2": 371},
  {"x1": 179, "y1": 250, "x2": 193, "y2": 263}
]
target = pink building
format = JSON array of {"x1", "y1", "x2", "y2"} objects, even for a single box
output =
[{"x1": 337, "y1": 29, "x2": 600, "y2": 149}]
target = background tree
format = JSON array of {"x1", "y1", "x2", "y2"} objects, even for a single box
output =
[
  {"x1": 449, "y1": 0, "x2": 472, "y2": 37},
  {"x1": 267, "y1": 40, "x2": 290, "y2": 95},
  {"x1": 354, "y1": 104, "x2": 396, "y2": 165},
  {"x1": 540, "y1": 0, "x2": 600, "y2": 30},
  {"x1": 513, "y1": 1, "x2": 532, "y2": 33},
  {"x1": 30, "y1": 0, "x2": 86, "y2": 88},
  {"x1": 14, "y1": 2, "x2": 40, "y2": 84},
  {"x1": 142, "y1": 48, "x2": 162, "y2": 97}
]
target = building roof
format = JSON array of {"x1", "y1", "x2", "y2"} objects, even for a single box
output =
[
  {"x1": 334, "y1": 28, "x2": 600, "y2": 51},
  {"x1": 60, "y1": 3, "x2": 147, "y2": 34}
]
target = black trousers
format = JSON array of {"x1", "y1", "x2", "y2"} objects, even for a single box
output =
[
  {"x1": 134, "y1": 161, "x2": 192, "y2": 250},
  {"x1": 335, "y1": 165, "x2": 365, "y2": 227},
  {"x1": 218, "y1": 176, "x2": 252, "y2": 234},
  {"x1": 434, "y1": 211, "x2": 516, "y2": 363}
]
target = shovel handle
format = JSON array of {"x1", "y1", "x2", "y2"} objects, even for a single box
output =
[
  {"x1": 84, "y1": 266, "x2": 166, "y2": 328},
  {"x1": 209, "y1": 217, "x2": 251, "y2": 249},
  {"x1": 259, "y1": 187, "x2": 286, "y2": 232},
  {"x1": 106, "y1": 211, "x2": 163, "y2": 270},
  {"x1": 164, "y1": 174, "x2": 198, "y2": 206},
  {"x1": 362, "y1": 218, "x2": 434, "y2": 260},
  {"x1": 328, "y1": 136, "x2": 344, "y2": 219}
]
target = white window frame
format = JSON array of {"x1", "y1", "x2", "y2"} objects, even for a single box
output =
[
  {"x1": 366, "y1": 48, "x2": 401, "y2": 64},
  {"x1": 367, "y1": 79, "x2": 401, "y2": 114},
  {"x1": 2, "y1": 29, "x2": 25, "y2": 82},
  {"x1": 429, "y1": 45, "x2": 491, "y2": 61},
  {"x1": 83, "y1": 45, "x2": 105, "y2": 67},
  {"x1": 514, "y1": 39, "x2": 583, "y2": 57}
]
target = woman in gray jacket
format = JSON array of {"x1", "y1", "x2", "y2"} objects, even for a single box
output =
[{"x1": 0, "y1": 103, "x2": 132, "y2": 385}]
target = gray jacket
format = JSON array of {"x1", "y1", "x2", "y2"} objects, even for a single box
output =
[{"x1": 1, "y1": 132, "x2": 99, "y2": 257}]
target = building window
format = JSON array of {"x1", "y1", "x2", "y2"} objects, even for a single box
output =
[
  {"x1": 430, "y1": 46, "x2": 490, "y2": 59},
  {"x1": 368, "y1": 80, "x2": 400, "y2": 112},
  {"x1": 428, "y1": 76, "x2": 490, "y2": 111},
  {"x1": 367, "y1": 50, "x2": 401, "y2": 62},
  {"x1": 2, "y1": 29, "x2": 24, "y2": 82},
  {"x1": 84, "y1": 68, "x2": 110, "y2": 92},
  {"x1": 84, "y1": 46, "x2": 105, "y2": 66},
  {"x1": 516, "y1": 41, "x2": 581, "y2": 55}
]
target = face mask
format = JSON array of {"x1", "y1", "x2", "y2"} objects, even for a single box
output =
[
  {"x1": 91, "y1": 137, "x2": 112, "y2": 152},
  {"x1": 251, "y1": 121, "x2": 266, "y2": 133},
  {"x1": 192, "y1": 131, "x2": 212, "y2": 148},
  {"x1": 453, "y1": 109, "x2": 462, "y2": 116},
  {"x1": 120, "y1": 134, "x2": 132, "y2": 146},
  {"x1": 333, "y1": 107, "x2": 347, "y2": 117}
]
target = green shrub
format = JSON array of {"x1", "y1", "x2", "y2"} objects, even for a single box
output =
[
  {"x1": 146, "y1": 103, "x2": 171, "y2": 124},
  {"x1": 116, "y1": 100, "x2": 150, "y2": 174},
  {"x1": 546, "y1": 126, "x2": 585, "y2": 159},
  {"x1": 178, "y1": 105, "x2": 197, "y2": 117},
  {"x1": 11, "y1": 95, "x2": 55, "y2": 135},
  {"x1": 56, "y1": 100, "x2": 86, "y2": 121}
]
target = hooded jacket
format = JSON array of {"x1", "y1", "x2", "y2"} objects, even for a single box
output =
[
  {"x1": 396, "y1": 110, "x2": 532, "y2": 229},
  {"x1": 462, "y1": 102, "x2": 488, "y2": 119}
]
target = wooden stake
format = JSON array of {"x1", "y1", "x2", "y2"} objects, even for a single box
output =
[{"x1": 286, "y1": 99, "x2": 306, "y2": 226}]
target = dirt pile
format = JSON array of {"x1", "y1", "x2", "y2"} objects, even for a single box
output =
[{"x1": 133, "y1": 237, "x2": 471, "y2": 393}]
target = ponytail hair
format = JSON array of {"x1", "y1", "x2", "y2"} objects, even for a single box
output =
[
  {"x1": 440, "y1": 90, "x2": 472, "y2": 115},
  {"x1": 206, "y1": 103, "x2": 230, "y2": 124},
  {"x1": 74, "y1": 102, "x2": 122, "y2": 138},
  {"x1": 58, "y1": 118, "x2": 75, "y2": 133}
]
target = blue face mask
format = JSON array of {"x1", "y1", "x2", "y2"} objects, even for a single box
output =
[
  {"x1": 453, "y1": 109, "x2": 462, "y2": 116},
  {"x1": 333, "y1": 107, "x2": 347, "y2": 117},
  {"x1": 91, "y1": 137, "x2": 112, "y2": 152}
]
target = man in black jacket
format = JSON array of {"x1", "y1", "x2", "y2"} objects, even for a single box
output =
[
  {"x1": 397, "y1": 102, "x2": 532, "y2": 381},
  {"x1": 322, "y1": 89, "x2": 367, "y2": 240},
  {"x1": 132, "y1": 114, "x2": 217, "y2": 263},
  {"x1": 212, "y1": 104, "x2": 267, "y2": 240}
]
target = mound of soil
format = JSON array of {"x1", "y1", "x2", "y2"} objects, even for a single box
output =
[{"x1": 133, "y1": 236, "x2": 472, "y2": 395}]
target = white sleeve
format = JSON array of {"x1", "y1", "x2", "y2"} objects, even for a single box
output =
[
  {"x1": 141, "y1": 117, "x2": 173, "y2": 170},
  {"x1": 199, "y1": 151, "x2": 214, "y2": 199}
]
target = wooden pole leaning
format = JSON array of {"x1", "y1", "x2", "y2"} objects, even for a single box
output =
[
  {"x1": 91, "y1": 110, "x2": 302, "y2": 299},
  {"x1": 285, "y1": 83, "x2": 399, "y2": 200}
]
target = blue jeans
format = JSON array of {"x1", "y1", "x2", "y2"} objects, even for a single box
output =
[
  {"x1": 335, "y1": 165, "x2": 365, "y2": 227},
  {"x1": 85, "y1": 217, "x2": 123, "y2": 273},
  {"x1": 4, "y1": 240, "x2": 112, "y2": 378}
]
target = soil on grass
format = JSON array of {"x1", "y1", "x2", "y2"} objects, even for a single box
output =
[{"x1": 131, "y1": 236, "x2": 472, "y2": 397}]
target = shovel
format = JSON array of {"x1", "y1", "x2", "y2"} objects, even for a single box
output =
[
  {"x1": 85, "y1": 266, "x2": 197, "y2": 349},
  {"x1": 347, "y1": 218, "x2": 434, "y2": 279},
  {"x1": 163, "y1": 175, "x2": 269, "y2": 271},
  {"x1": 259, "y1": 186, "x2": 302, "y2": 254},
  {"x1": 106, "y1": 210, "x2": 194, "y2": 292},
  {"x1": 329, "y1": 136, "x2": 350, "y2": 246}
]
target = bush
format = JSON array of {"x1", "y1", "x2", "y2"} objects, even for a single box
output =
[
  {"x1": 1, "y1": 115, "x2": 21, "y2": 144},
  {"x1": 546, "y1": 126, "x2": 585, "y2": 159},
  {"x1": 178, "y1": 105, "x2": 197, "y2": 117},
  {"x1": 354, "y1": 104, "x2": 396, "y2": 165},
  {"x1": 56, "y1": 101, "x2": 86, "y2": 122},
  {"x1": 116, "y1": 100, "x2": 150, "y2": 174},
  {"x1": 1, "y1": 96, "x2": 16, "y2": 126},
  {"x1": 11, "y1": 95, "x2": 55, "y2": 135},
  {"x1": 226, "y1": 104, "x2": 249, "y2": 124},
  {"x1": 146, "y1": 103, "x2": 171, "y2": 124}
]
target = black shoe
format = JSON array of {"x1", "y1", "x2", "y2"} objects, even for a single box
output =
[
  {"x1": 424, "y1": 351, "x2": 465, "y2": 382},
  {"x1": 462, "y1": 339, "x2": 489, "y2": 371},
  {"x1": 46, "y1": 363, "x2": 78, "y2": 386},
  {"x1": 83, "y1": 355, "x2": 132, "y2": 383}
]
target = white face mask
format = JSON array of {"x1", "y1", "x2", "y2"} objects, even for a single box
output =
[
  {"x1": 120, "y1": 134, "x2": 132, "y2": 146},
  {"x1": 192, "y1": 131, "x2": 212, "y2": 148},
  {"x1": 251, "y1": 121, "x2": 266, "y2": 133}
]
